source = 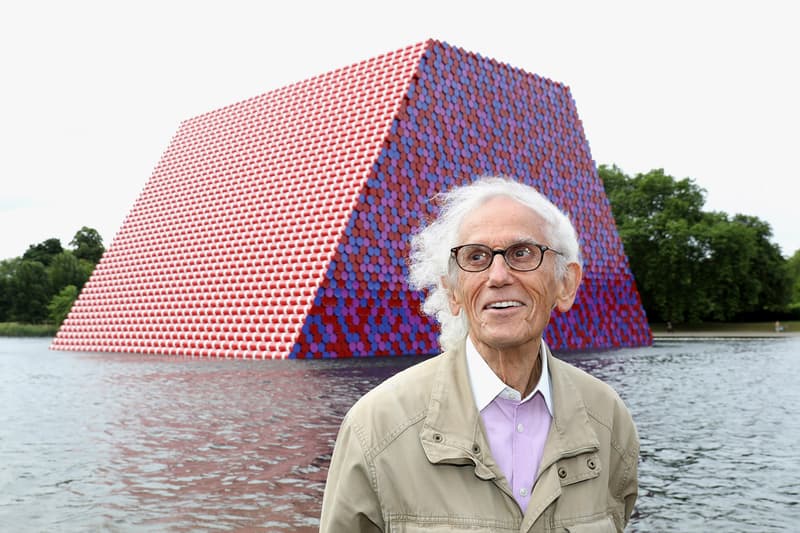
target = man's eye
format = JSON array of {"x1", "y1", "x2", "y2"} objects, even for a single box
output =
[{"x1": 512, "y1": 246, "x2": 533, "y2": 258}]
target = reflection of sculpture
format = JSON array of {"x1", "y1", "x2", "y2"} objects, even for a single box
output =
[{"x1": 51, "y1": 39, "x2": 651, "y2": 359}]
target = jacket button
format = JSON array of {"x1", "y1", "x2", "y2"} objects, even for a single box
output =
[
  {"x1": 472, "y1": 444, "x2": 481, "y2": 455},
  {"x1": 433, "y1": 433, "x2": 443, "y2": 443},
  {"x1": 558, "y1": 466, "x2": 567, "y2": 479},
  {"x1": 587, "y1": 458, "x2": 596, "y2": 470}
]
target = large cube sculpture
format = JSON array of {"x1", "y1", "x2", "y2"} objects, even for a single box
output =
[{"x1": 52, "y1": 40, "x2": 652, "y2": 359}]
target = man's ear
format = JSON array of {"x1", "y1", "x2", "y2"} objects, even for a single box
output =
[
  {"x1": 554, "y1": 263, "x2": 582, "y2": 313},
  {"x1": 441, "y1": 275, "x2": 461, "y2": 316}
]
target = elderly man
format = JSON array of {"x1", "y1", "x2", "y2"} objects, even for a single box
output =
[{"x1": 320, "y1": 177, "x2": 639, "y2": 532}]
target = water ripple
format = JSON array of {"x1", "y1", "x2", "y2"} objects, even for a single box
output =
[{"x1": 2, "y1": 337, "x2": 799, "y2": 531}]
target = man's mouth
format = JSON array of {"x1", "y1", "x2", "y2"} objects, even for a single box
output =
[{"x1": 485, "y1": 300, "x2": 524, "y2": 310}]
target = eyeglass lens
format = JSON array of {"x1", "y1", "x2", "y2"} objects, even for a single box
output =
[{"x1": 454, "y1": 243, "x2": 543, "y2": 272}]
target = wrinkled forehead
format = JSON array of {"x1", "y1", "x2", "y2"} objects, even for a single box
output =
[{"x1": 456, "y1": 195, "x2": 551, "y2": 244}]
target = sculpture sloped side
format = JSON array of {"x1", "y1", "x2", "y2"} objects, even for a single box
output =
[{"x1": 51, "y1": 42, "x2": 429, "y2": 358}]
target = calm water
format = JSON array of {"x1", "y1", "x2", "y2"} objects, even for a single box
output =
[{"x1": 1, "y1": 337, "x2": 798, "y2": 532}]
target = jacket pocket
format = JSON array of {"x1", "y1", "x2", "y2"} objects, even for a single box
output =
[
  {"x1": 388, "y1": 516, "x2": 517, "y2": 532},
  {"x1": 557, "y1": 452, "x2": 602, "y2": 487},
  {"x1": 391, "y1": 526, "x2": 497, "y2": 532},
  {"x1": 563, "y1": 515, "x2": 617, "y2": 533}
]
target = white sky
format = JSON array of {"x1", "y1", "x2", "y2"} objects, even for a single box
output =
[{"x1": 1, "y1": 1, "x2": 798, "y2": 261}]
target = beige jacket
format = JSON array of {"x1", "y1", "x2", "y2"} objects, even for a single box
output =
[{"x1": 319, "y1": 343, "x2": 639, "y2": 532}]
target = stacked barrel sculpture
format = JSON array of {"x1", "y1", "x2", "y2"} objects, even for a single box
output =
[{"x1": 51, "y1": 40, "x2": 652, "y2": 359}]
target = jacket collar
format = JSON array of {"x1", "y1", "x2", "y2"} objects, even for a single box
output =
[
  {"x1": 419, "y1": 341, "x2": 599, "y2": 478},
  {"x1": 419, "y1": 344, "x2": 497, "y2": 479},
  {"x1": 465, "y1": 336, "x2": 554, "y2": 415},
  {"x1": 538, "y1": 351, "x2": 600, "y2": 471}
]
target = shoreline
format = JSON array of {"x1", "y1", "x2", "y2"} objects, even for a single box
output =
[{"x1": 652, "y1": 331, "x2": 799, "y2": 339}]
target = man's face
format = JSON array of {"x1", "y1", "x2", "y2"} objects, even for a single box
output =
[{"x1": 446, "y1": 196, "x2": 578, "y2": 353}]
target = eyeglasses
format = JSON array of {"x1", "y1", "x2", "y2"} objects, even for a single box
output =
[{"x1": 450, "y1": 241, "x2": 563, "y2": 272}]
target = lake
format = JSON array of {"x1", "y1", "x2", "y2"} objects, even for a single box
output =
[{"x1": 1, "y1": 336, "x2": 798, "y2": 532}]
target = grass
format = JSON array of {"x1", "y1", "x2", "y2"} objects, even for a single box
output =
[
  {"x1": 650, "y1": 321, "x2": 799, "y2": 334},
  {"x1": 0, "y1": 322, "x2": 59, "y2": 337}
]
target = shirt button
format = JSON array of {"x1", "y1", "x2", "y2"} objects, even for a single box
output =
[
  {"x1": 519, "y1": 487, "x2": 528, "y2": 497},
  {"x1": 516, "y1": 423, "x2": 524, "y2": 433}
]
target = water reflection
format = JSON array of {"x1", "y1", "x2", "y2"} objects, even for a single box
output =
[
  {"x1": 86, "y1": 356, "x2": 411, "y2": 531},
  {"x1": 561, "y1": 339, "x2": 800, "y2": 533},
  {"x1": 1, "y1": 338, "x2": 799, "y2": 531},
  {"x1": 0, "y1": 344, "x2": 422, "y2": 532}
]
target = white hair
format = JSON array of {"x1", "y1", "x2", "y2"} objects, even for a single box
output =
[{"x1": 407, "y1": 176, "x2": 583, "y2": 351}]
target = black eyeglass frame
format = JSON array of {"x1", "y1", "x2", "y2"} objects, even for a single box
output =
[{"x1": 449, "y1": 241, "x2": 564, "y2": 273}]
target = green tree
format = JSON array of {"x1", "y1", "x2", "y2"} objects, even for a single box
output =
[
  {"x1": 0, "y1": 258, "x2": 22, "y2": 322},
  {"x1": 48, "y1": 284, "x2": 78, "y2": 326},
  {"x1": 600, "y1": 164, "x2": 790, "y2": 323},
  {"x1": 731, "y1": 214, "x2": 791, "y2": 314},
  {"x1": 22, "y1": 238, "x2": 63, "y2": 266},
  {"x1": 70, "y1": 227, "x2": 105, "y2": 264},
  {"x1": 695, "y1": 212, "x2": 761, "y2": 320},
  {"x1": 9, "y1": 260, "x2": 52, "y2": 323},
  {"x1": 1, "y1": 228, "x2": 103, "y2": 325},
  {"x1": 784, "y1": 249, "x2": 800, "y2": 309},
  {"x1": 600, "y1": 165, "x2": 709, "y2": 323},
  {"x1": 49, "y1": 251, "x2": 92, "y2": 294}
]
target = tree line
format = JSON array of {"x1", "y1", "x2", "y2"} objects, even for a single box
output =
[
  {"x1": 600, "y1": 165, "x2": 800, "y2": 324},
  {"x1": 0, "y1": 227, "x2": 104, "y2": 326},
  {"x1": 2, "y1": 168, "x2": 799, "y2": 329}
]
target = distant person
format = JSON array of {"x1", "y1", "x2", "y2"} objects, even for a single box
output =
[
  {"x1": 666, "y1": 321, "x2": 674, "y2": 333},
  {"x1": 775, "y1": 321, "x2": 783, "y2": 333},
  {"x1": 320, "y1": 177, "x2": 639, "y2": 532}
]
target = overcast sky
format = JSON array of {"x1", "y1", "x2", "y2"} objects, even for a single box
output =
[{"x1": 2, "y1": 1, "x2": 797, "y2": 262}]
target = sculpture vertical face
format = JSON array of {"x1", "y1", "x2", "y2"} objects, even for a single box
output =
[{"x1": 446, "y1": 196, "x2": 579, "y2": 353}]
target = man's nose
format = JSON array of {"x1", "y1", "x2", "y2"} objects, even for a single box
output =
[{"x1": 486, "y1": 253, "x2": 514, "y2": 285}]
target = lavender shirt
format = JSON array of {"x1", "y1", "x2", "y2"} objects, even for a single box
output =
[{"x1": 465, "y1": 337, "x2": 554, "y2": 512}]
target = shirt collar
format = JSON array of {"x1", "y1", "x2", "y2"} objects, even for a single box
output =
[{"x1": 465, "y1": 336, "x2": 553, "y2": 416}]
